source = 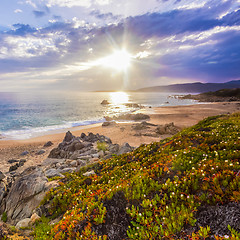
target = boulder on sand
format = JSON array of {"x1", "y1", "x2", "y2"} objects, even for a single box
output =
[{"x1": 156, "y1": 122, "x2": 180, "y2": 135}]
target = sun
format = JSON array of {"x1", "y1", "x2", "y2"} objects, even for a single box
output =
[{"x1": 97, "y1": 49, "x2": 132, "y2": 71}]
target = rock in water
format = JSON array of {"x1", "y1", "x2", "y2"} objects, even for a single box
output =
[
  {"x1": 101, "y1": 100, "x2": 110, "y2": 105},
  {"x1": 4, "y1": 166, "x2": 48, "y2": 224}
]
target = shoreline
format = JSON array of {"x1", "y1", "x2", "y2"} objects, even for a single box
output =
[{"x1": 0, "y1": 102, "x2": 239, "y2": 173}]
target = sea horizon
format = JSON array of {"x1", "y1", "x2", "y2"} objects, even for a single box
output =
[{"x1": 0, "y1": 91, "x2": 198, "y2": 140}]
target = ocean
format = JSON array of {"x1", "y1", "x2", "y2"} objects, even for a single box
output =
[{"x1": 0, "y1": 91, "x2": 197, "y2": 140}]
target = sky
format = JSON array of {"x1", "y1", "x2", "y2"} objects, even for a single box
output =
[{"x1": 0, "y1": 0, "x2": 240, "y2": 91}]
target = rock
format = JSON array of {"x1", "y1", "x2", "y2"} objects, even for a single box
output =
[
  {"x1": 83, "y1": 170, "x2": 96, "y2": 177},
  {"x1": 156, "y1": 122, "x2": 180, "y2": 135},
  {"x1": 80, "y1": 132, "x2": 86, "y2": 139},
  {"x1": 101, "y1": 100, "x2": 110, "y2": 105},
  {"x1": 55, "y1": 163, "x2": 62, "y2": 168},
  {"x1": 48, "y1": 148, "x2": 61, "y2": 158},
  {"x1": 5, "y1": 166, "x2": 48, "y2": 223},
  {"x1": 70, "y1": 160, "x2": 78, "y2": 167},
  {"x1": 30, "y1": 213, "x2": 41, "y2": 223},
  {"x1": 19, "y1": 159, "x2": 26, "y2": 167},
  {"x1": 59, "y1": 168, "x2": 76, "y2": 173},
  {"x1": 74, "y1": 142, "x2": 84, "y2": 150},
  {"x1": 9, "y1": 164, "x2": 18, "y2": 172},
  {"x1": 131, "y1": 113, "x2": 150, "y2": 121},
  {"x1": 102, "y1": 121, "x2": 111, "y2": 127},
  {"x1": 92, "y1": 153, "x2": 99, "y2": 158},
  {"x1": 105, "y1": 113, "x2": 150, "y2": 121},
  {"x1": 20, "y1": 151, "x2": 29, "y2": 156},
  {"x1": 0, "y1": 171, "x2": 5, "y2": 181},
  {"x1": 78, "y1": 155, "x2": 92, "y2": 161},
  {"x1": 36, "y1": 149, "x2": 45, "y2": 155},
  {"x1": 98, "y1": 150, "x2": 104, "y2": 158},
  {"x1": 63, "y1": 131, "x2": 74, "y2": 142},
  {"x1": 102, "y1": 121, "x2": 116, "y2": 127},
  {"x1": 41, "y1": 158, "x2": 65, "y2": 167},
  {"x1": 43, "y1": 141, "x2": 53, "y2": 147},
  {"x1": 109, "y1": 144, "x2": 120, "y2": 153},
  {"x1": 16, "y1": 218, "x2": 31, "y2": 229},
  {"x1": 45, "y1": 169, "x2": 64, "y2": 178},
  {"x1": 77, "y1": 160, "x2": 86, "y2": 166},
  {"x1": 70, "y1": 152, "x2": 80, "y2": 160},
  {"x1": 117, "y1": 143, "x2": 134, "y2": 155},
  {"x1": 0, "y1": 181, "x2": 7, "y2": 204},
  {"x1": 7, "y1": 159, "x2": 19, "y2": 164}
]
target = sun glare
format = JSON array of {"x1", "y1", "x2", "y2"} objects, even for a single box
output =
[
  {"x1": 110, "y1": 92, "x2": 129, "y2": 105},
  {"x1": 98, "y1": 49, "x2": 132, "y2": 71}
]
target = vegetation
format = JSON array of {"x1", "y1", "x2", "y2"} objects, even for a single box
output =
[
  {"x1": 97, "y1": 141, "x2": 109, "y2": 152},
  {"x1": 1, "y1": 212, "x2": 7, "y2": 223},
  {"x1": 34, "y1": 113, "x2": 240, "y2": 239}
]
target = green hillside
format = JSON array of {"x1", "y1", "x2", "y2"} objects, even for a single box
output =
[{"x1": 34, "y1": 113, "x2": 240, "y2": 239}]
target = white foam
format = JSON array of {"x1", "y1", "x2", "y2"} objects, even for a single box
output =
[{"x1": 1, "y1": 119, "x2": 104, "y2": 140}]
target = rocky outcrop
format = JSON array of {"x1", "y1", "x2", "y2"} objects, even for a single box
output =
[
  {"x1": 117, "y1": 143, "x2": 134, "y2": 156},
  {"x1": 48, "y1": 132, "x2": 113, "y2": 160},
  {"x1": 4, "y1": 166, "x2": 49, "y2": 224},
  {"x1": 156, "y1": 122, "x2": 180, "y2": 135},
  {"x1": 105, "y1": 113, "x2": 150, "y2": 121},
  {"x1": 0, "y1": 131, "x2": 134, "y2": 226}
]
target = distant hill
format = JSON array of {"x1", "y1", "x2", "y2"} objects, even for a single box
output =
[
  {"x1": 180, "y1": 88, "x2": 240, "y2": 102},
  {"x1": 136, "y1": 80, "x2": 240, "y2": 93}
]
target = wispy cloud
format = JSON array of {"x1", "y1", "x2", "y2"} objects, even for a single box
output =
[{"x1": 14, "y1": 9, "x2": 23, "y2": 13}]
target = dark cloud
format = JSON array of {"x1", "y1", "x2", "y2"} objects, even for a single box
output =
[
  {"x1": 90, "y1": 10, "x2": 121, "y2": 20},
  {"x1": 33, "y1": 5, "x2": 50, "y2": 18},
  {"x1": 33, "y1": 10, "x2": 47, "y2": 18},
  {"x1": 222, "y1": 9, "x2": 240, "y2": 25},
  {"x1": 53, "y1": 15, "x2": 62, "y2": 20},
  {"x1": 8, "y1": 24, "x2": 36, "y2": 35}
]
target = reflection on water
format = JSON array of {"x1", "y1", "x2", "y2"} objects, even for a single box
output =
[
  {"x1": 109, "y1": 92, "x2": 129, "y2": 105},
  {"x1": 109, "y1": 92, "x2": 130, "y2": 114}
]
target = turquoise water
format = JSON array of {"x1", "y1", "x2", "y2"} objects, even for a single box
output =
[{"x1": 0, "y1": 91, "x2": 197, "y2": 139}]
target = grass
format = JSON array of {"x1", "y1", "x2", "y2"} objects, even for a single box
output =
[{"x1": 33, "y1": 113, "x2": 240, "y2": 239}]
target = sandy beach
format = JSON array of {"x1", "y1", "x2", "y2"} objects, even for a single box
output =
[{"x1": 0, "y1": 102, "x2": 239, "y2": 174}]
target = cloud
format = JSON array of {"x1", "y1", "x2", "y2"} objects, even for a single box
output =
[
  {"x1": 90, "y1": 10, "x2": 121, "y2": 20},
  {"x1": 94, "y1": 0, "x2": 112, "y2": 5},
  {"x1": 33, "y1": 10, "x2": 47, "y2": 17},
  {"x1": 46, "y1": 0, "x2": 92, "y2": 8},
  {"x1": 14, "y1": 9, "x2": 23, "y2": 13},
  {"x1": 8, "y1": 24, "x2": 36, "y2": 35},
  {"x1": 1, "y1": 0, "x2": 240, "y2": 91}
]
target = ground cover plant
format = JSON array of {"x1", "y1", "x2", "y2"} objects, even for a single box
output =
[{"x1": 34, "y1": 113, "x2": 240, "y2": 239}]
